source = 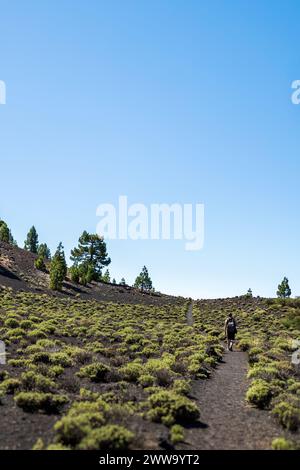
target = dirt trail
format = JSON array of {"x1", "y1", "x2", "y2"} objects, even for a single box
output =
[
  {"x1": 186, "y1": 301, "x2": 194, "y2": 326},
  {"x1": 182, "y1": 303, "x2": 284, "y2": 449}
]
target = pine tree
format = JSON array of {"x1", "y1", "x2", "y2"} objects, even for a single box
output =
[
  {"x1": 49, "y1": 243, "x2": 67, "y2": 291},
  {"x1": 112, "y1": 278, "x2": 116, "y2": 284},
  {"x1": 70, "y1": 262, "x2": 94, "y2": 286},
  {"x1": 35, "y1": 242, "x2": 50, "y2": 271},
  {"x1": 134, "y1": 266, "x2": 153, "y2": 292},
  {"x1": 9, "y1": 232, "x2": 18, "y2": 246},
  {"x1": 0, "y1": 220, "x2": 10, "y2": 243},
  {"x1": 0, "y1": 220, "x2": 17, "y2": 245},
  {"x1": 35, "y1": 256, "x2": 46, "y2": 272},
  {"x1": 70, "y1": 231, "x2": 110, "y2": 284},
  {"x1": 120, "y1": 278, "x2": 126, "y2": 286},
  {"x1": 102, "y1": 269, "x2": 111, "y2": 283},
  {"x1": 24, "y1": 226, "x2": 39, "y2": 253},
  {"x1": 277, "y1": 277, "x2": 291, "y2": 299},
  {"x1": 246, "y1": 288, "x2": 253, "y2": 297},
  {"x1": 38, "y1": 243, "x2": 51, "y2": 260},
  {"x1": 70, "y1": 265, "x2": 80, "y2": 284}
]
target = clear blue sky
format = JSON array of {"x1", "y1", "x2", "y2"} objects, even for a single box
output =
[{"x1": 1, "y1": 0, "x2": 299, "y2": 298}]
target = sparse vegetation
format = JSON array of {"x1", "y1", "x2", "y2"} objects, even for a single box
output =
[
  {"x1": 0, "y1": 240, "x2": 299, "y2": 449},
  {"x1": 0, "y1": 287, "x2": 220, "y2": 449}
]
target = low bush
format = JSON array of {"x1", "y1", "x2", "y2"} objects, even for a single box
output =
[
  {"x1": 77, "y1": 362, "x2": 111, "y2": 383},
  {"x1": 120, "y1": 362, "x2": 143, "y2": 382},
  {"x1": 138, "y1": 374, "x2": 156, "y2": 388},
  {"x1": 50, "y1": 352, "x2": 73, "y2": 367},
  {"x1": 170, "y1": 424, "x2": 184, "y2": 445},
  {"x1": 4, "y1": 318, "x2": 20, "y2": 328},
  {"x1": 21, "y1": 371, "x2": 56, "y2": 392},
  {"x1": 0, "y1": 370, "x2": 9, "y2": 382},
  {"x1": 0, "y1": 378, "x2": 21, "y2": 394},
  {"x1": 78, "y1": 425, "x2": 134, "y2": 450},
  {"x1": 172, "y1": 379, "x2": 191, "y2": 396},
  {"x1": 148, "y1": 390, "x2": 200, "y2": 426},
  {"x1": 271, "y1": 437, "x2": 296, "y2": 450},
  {"x1": 14, "y1": 392, "x2": 68, "y2": 413},
  {"x1": 54, "y1": 412, "x2": 105, "y2": 447},
  {"x1": 272, "y1": 400, "x2": 300, "y2": 431},
  {"x1": 246, "y1": 380, "x2": 272, "y2": 409}
]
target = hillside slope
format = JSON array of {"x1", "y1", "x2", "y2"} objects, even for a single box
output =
[
  {"x1": 0, "y1": 241, "x2": 178, "y2": 306},
  {"x1": 0, "y1": 292, "x2": 299, "y2": 450},
  {"x1": 0, "y1": 242, "x2": 299, "y2": 450}
]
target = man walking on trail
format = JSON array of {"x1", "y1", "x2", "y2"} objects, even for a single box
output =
[{"x1": 224, "y1": 313, "x2": 237, "y2": 351}]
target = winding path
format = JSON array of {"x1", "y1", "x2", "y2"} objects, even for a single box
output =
[
  {"x1": 186, "y1": 301, "x2": 194, "y2": 326},
  {"x1": 182, "y1": 302, "x2": 285, "y2": 449}
]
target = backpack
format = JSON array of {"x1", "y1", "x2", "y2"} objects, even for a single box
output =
[{"x1": 227, "y1": 319, "x2": 236, "y2": 334}]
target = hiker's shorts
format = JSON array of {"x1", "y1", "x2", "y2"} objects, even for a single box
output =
[{"x1": 227, "y1": 331, "x2": 236, "y2": 340}]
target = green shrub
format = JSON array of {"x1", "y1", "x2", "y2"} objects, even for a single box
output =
[
  {"x1": 77, "y1": 363, "x2": 111, "y2": 382},
  {"x1": 67, "y1": 347, "x2": 92, "y2": 364},
  {"x1": 15, "y1": 392, "x2": 68, "y2": 413},
  {"x1": 68, "y1": 400, "x2": 110, "y2": 416},
  {"x1": 248, "y1": 347, "x2": 264, "y2": 364},
  {"x1": 272, "y1": 401, "x2": 300, "y2": 431},
  {"x1": 50, "y1": 352, "x2": 73, "y2": 367},
  {"x1": 271, "y1": 437, "x2": 295, "y2": 450},
  {"x1": 6, "y1": 327, "x2": 26, "y2": 338},
  {"x1": 246, "y1": 380, "x2": 272, "y2": 408},
  {"x1": 32, "y1": 438, "x2": 44, "y2": 450},
  {"x1": 170, "y1": 424, "x2": 184, "y2": 445},
  {"x1": 4, "y1": 318, "x2": 20, "y2": 328},
  {"x1": 21, "y1": 371, "x2": 56, "y2": 392},
  {"x1": 28, "y1": 329, "x2": 47, "y2": 340},
  {"x1": 49, "y1": 365, "x2": 64, "y2": 377},
  {"x1": 0, "y1": 378, "x2": 21, "y2": 394},
  {"x1": 54, "y1": 413, "x2": 105, "y2": 447},
  {"x1": 172, "y1": 379, "x2": 191, "y2": 396},
  {"x1": 0, "y1": 370, "x2": 9, "y2": 382},
  {"x1": 78, "y1": 425, "x2": 134, "y2": 450},
  {"x1": 120, "y1": 362, "x2": 143, "y2": 382},
  {"x1": 138, "y1": 374, "x2": 156, "y2": 388},
  {"x1": 148, "y1": 390, "x2": 200, "y2": 426},
  {"x1": 238, "y1": 338, "x2": 252, "y2": 351},
  {"x1": 32, "y1": 352, "x2": 51, "y2": 364},
  {"x1": 247, "y1": 364, "x2": 279, "y2": 381},
  {"x1": 8, "y1": 359, "x2": 30, "y2": 367},
  {"x1": 287, "y1": 381, "x2": 300, "y2": 394},
  {"x1": 20, "y1": 320, "x2": 33, "y2": 330}
]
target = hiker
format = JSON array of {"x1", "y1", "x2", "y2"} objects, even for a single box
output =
[{"x1": 224, "y1": 313, "x2": 237, "y2": 351}]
